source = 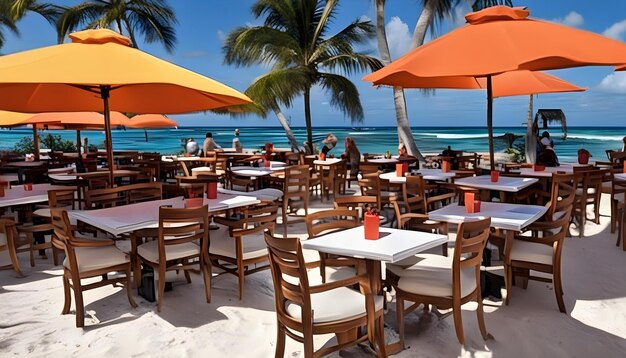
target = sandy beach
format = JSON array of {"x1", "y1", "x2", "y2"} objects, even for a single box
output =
[{"x1": 1, "y1": 191, "x2": 625, "y2": 357}]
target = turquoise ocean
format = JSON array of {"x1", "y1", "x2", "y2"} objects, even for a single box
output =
[{"x1": 1, "y1": 126, "x2": 624, "y2": 162}]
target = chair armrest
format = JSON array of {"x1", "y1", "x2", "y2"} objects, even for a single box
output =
[
  {"x1": 309, "y1": 272, "x2": 371, "y2": 294},
  {"x1": 427, "y1": 192, "x2": 455, "y2": 205},
  {"x1": 17, "y1": 223, "x2": 53, "y2": 233},
  {"x1": 71, "y1": 238, "x2": 116, "y2": 247}
]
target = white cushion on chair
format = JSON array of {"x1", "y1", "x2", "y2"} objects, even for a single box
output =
[
  {"x1": 509, "y1": 239, "x2": 553, "y2": 266},
  {"x1": 137, "y1": 240, "x2": 200, "y2": 263},
  {"x1": 210, "y1": 230, "x2": 267, "y2": 260},
  {"x1": 285, "y1": 287, "x2": 384, "y2": 324},
  {"x1": 0, "y1": 233, "x2": 6, "y2": 246},
  {"x1": 64, "y1": 246, "x2": 129, "y2": 273},
  {"x1": 390, "y1": 254, "x2": 476, "y2": 298}
]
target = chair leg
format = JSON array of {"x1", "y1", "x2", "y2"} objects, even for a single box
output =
[
  {"x1": 275, "y1": 320, "x2": 286, "y2": 358},
  {"x1": 183, "y1": 259, "x2": 192, "y2": 284},
  {"x1": 238, "y1": 266, "x2": 245, "y2": 300},
  {"x1": 452, "y1": 298, "x2": 465, "y2": 345},
  {"x1": 201, "y1": 254, "x2": 212, "y2": 303},
  {"x1": 396, "y1": 295, "x2": 405, "y2": 349},
  {"x1": 125, "y1": 267, "x2": 137, "y2": 308},
  {"x1": 156, "y1": 267, "x2": 166, "y2": 312},
  {"x1": 282, "y1": 200, "x2": 288, "y2": 238},
  {"x1": 476, "y1": 292, "x2": 488, "y2": 340},
  {"x1": 376, "y1": 314, "x2": 387, "y2": 357},
  {"x1": 611, "y1": 199, "x2": 617, "y2": 233},
  {"x1": 134, "y1": 255, "x2": 142, "y2": 289},
  {"x1": 61, "y1": 274, "x2": 71, "y2": 315},
  {"x1": 74, "y1": 283, "x2": 85, "y2": 327},
  {"x1": 504, "y1": 263, "x2": 512, "y2": 306},
  {"x1": 553, "y1": 268, "x2": 566, "y2": 314}
]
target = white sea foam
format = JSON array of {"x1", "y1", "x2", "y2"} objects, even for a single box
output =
[
  {"x1": 419, "y1": 132, "x2": 490, "y2": 139},
  {"x1": 567, "y1": 134, "x2": 623, "y2": 141}
]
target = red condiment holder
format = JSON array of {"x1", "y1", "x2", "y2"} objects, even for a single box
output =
[
  {"x1": 319, "y1": 152, "x2": 326, "y2": 161},
  {"x1": 533, "y1": 164, "x2": 545, "y2": 172},
  {"x1": 364, "y1": 212, "x2": 380, "y2": 240},
  {"x1": 473, "y1": 199, "x2": 481, "y2": 213},
  {"x1": 395, "y1": 163, "x2": 408, "y2": 177},
  {"x1": 206, "y1": 182, "x2": 218, "y2": 199},
  {"x1": 23, "y1": 183, "x2": 33, "y2": 191},
  {"x1": 442, "y1": 160, "x2": 451, "y2": 173},
  {"x1": 0, "y1": 187, "x2": 4, "y2": 197},
  {"x1": 185, "y1": 197, "x2": 204, "y2": 208},
  {"x1": 623, "y1": 161, "x2": 626, "y2": 173},
  {"x1": 464, "y1": 192, "x2": 476, "y2": 213},
  {"x1": 490, "y1": 170, "x2": 500, "y2": 182}
]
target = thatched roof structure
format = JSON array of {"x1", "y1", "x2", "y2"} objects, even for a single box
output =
[{"x1": 534, "y1": 109, "x2": 567, "y2": 139}]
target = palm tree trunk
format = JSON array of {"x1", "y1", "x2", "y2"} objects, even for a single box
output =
[
  {"x1": 375, "y1": 0, "x2": 424, "y2": 161},
  {"x1": 410, "y1": 0, "x2": 438, "y2": 50},
  {"x1": 274, "y1": 109, "x2": 300, "y2": 151},
  {"x1": 303, "y1": 87, "x2": 313, "y2": 153},
  {"x1": 525, "y1": 94, "x2": 536, "y2": 163}
]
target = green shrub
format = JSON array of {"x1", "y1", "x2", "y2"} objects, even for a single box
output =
[
  {"x1": 12, "y1": 133, "x2": 76, "y2": 154},
  {"x1": 12, "y1": 136, "x2": 35, "y2": 155},
  {"x1": 504, "y1": 143, "x2": 526, "y2": 163}
]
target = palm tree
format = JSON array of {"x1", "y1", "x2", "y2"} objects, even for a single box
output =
[
  {"x1": 470, "y1": 0, "x2": 512, "y2": 11},
  {"x1": 6, "y1": 0, "x2": 63, "y2": 26},
  {"x1": 0, "y1": 2, "x2": 18, "y2": 50},
  {"x1": 223, "y1": 0, "x2": 383, "y2": 154},
  {"x1": 57, "y1": 0, "x2": 177, "y2": 52}
]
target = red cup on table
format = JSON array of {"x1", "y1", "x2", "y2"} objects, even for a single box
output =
[
  {"x1": 364, "y1": 211, "x2": 380, "y2": 240},
  {"x1": 395, "y1": 163, "x2": 404, "y2": 177},
  {"x1": 473, "y1": 200, "x2": 481, "y2": 213},
  {"x1": 623, "y1": 161, "x2": 626, "y2": 173},
  {"x1": 533, "y1": 164, "x2": 545, "y2": 172},
  {"x1": 490, "y1": 170, "x2": 500, "y2": 182},
  {"x1": 206, "y1": 182, "x2": 218, "y2": 199},
  {"x1": 23, "y1": 183, "x2": 33, "y2": 191},
  {"x1": 319, "y1": 152, "x2": 326, "y2": 161},
  {"x1": 464, "y1": 192, "x2": 476, "y2": 213},
  {"x1": 442, "y1": 160, "x2": 451, "y2": 173}
]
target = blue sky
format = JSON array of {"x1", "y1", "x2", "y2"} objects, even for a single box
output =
[{"x1": 3, "y1": 0, "x2": 626, "y2": 127}]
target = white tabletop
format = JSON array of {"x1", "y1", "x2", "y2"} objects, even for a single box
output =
[
  {"x1": 0, "y1": 183, "x2": 64, "y2": 208},
  {"x1": 314, "y1": 158, "x2": 343, "y2": 166},
  {"x1": 428, "y1": 202, "x2": 547, "y2": 231},
  {"x1": 301, "y1": 226, "x2": 447, "y2": 263},
  {"x1": 615, "y1": 173, "x2": 626, "y2": 181},
  {"x1": 454, "y1": 175, "x2": 538, "y2": 192},
  {"x1": 229, "y1": 165, "x2": 283, "y2": 177},
  {"x1": 367, "y1": 158, "x2": 398, "y2": 164},
  {"x1": 0, "y1": 174, "x2": 19, "y2": 183},
  {"x1": 70, "y1": 193, "x2": 260, "y2": 236},
  {"x1": 379, "y1": 169, "x2": 456, "y2": 183}
]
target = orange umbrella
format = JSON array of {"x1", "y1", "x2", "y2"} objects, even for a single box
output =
[
  {"x1": 365, "y1": 6, "x2": 626, "y2": 169},
  {"x1": 125, "y1": 114, "x2": 178, "y2": 129},
  {"x1": 0, "y1": 29, "x2": 252, "y2": 184},
  {"x1": 377, "y1": 70, "x2": 585, "y2": 98}
]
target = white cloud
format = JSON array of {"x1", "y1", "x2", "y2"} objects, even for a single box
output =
[
  {"x1": 603, "y1": 19, "x2": 626, "y2": 41},
  {"x1": 385, "y1": 16, "x2": 412, "y2": 59},
  {"x1": 596, "y1": 72, "x2": 626, "y2": 93},
  {"x1": 217, "y1": 30, "x2": 226, "y2": 43},
  {"x1": 551, "y1": 11, "x2": 584, "y2": 27}
]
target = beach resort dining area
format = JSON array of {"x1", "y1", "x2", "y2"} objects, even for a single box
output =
[{"x1": 1, "y1": 145, "x2": 626, "y2": 357}]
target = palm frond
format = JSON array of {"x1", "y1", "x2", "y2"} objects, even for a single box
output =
[
  {"x1": 319, "y1": 72, "x2": 364, "y2": 123},
  {"x1": 320, "y1": 53, "x2": 383, "y2": 75},
  {"x1": 223, "y1": 26, "x2": 300, "y2": 67},
  {"x1": 247, "y1": 68, "x2": 309, "y2": 109}
]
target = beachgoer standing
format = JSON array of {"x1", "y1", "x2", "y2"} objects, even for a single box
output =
[
  {"x1": 232, "y1": 128, "x2": 243, "y2": 153},
  {"x1": 342, "y1": 137, "x2": 361, "y2": 175},
  {"x1": 203, "y1": 132, "x2": 221, "y2": 155},
  {"x1": 321, "y1": 133, "x2": 338, "y2": 156},
  {"x1": 622, "y1": 136, "x2": 626, "y2": 152}
]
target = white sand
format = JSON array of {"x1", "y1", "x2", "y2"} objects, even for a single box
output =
[{"x1": 1, "y1": 193, "x2": 626, "y2": 357}]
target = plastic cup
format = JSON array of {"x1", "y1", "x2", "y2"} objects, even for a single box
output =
[
  {"x1": 474, "y1": 200, "x2": 481, "y2": 213},
  {"x1": 464, "y1": 192, "x2": 475, "y2": 213},
  {"x1": 364, "y1": 212, "x2": 380, "y2": 240},
  {"x1": 24, "y1": 183, "x2": 33, "y2": 191},
  {"x1": 206, "y1": 182, "x2": 218, "y2": 199},
  {"x1": 490, "y1": 170, "x2": 499, "y2": 182}
]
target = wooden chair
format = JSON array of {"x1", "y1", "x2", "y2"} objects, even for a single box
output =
[
  {"x1": 135, "y1": 205, "x2": 211, "y2": 312},
  {"x1": 50, "y1": 208, "x2": 136, "y2": 327},
  {"x1": 305, "y1": 208, "x2": 361, "y2": 283},
  {"x1": 333, "y1": 195, "x2": 378, "y2": 220},
  {"x1": 386, "y1": 217, "x2": 491, "y2": 345},
  {"x1": 0, "y1": 218, "x2": 29, "y2": 276},
  {"x1": 264, "y1": 232, "x2": 385, "y2": 357},
  {"x1": 358, "y1": 172, "x2": 392, "y2": 211},
  {"x1": 278, "y1": 165, "x2": 309, "y2": 237},
  {"x1": 390, "y1": 196, "x2": 448, "y2": 256},
  {"x1": 572, "y1": 167, "x2": 605, "y2": 236},
  {"x1": 612, "y1": 174, "x2": 626, "y2": 250},
  {"x1": 211, "y1": 204, "x2": 277, "y2": 299},
  {"x1": 84, "y1": 182, "x2": 162, "y2": 209},
  {"x1": 504, "y1": 203, "x2": 574, "y2": 313},
  {"x1": 225, "y1": 169, "x2": 254, "y2": 192}
]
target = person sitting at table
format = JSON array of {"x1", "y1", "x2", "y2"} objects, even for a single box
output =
[
  {"x1": 341, "y1": 137, "x2": 361, "y2": 176},
  {"x1": 232, "y1": 129, "x2": 243, "y2": 153},
  {"x1": 321, "y1": 133, "x2": 338, "y2": 157},
  {"x1": 203, "y1": 132, "x2": 221, "y2": 156},
  {"x1": 185, "y1": 138, "x2": 200, "y2": 156},
  {"x1": 397, "y1": 142, "x2": 416, "y2": 160},
  {"x1": 537, "y1": 137, "x2": 560, "y2": 167}
]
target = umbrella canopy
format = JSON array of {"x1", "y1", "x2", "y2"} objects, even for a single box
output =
[
  {"x1": 373, "y1": 70, "x2": 585, "y2": 98},
  {"x1": 15, "y1": 111, "x2": 130, "y2": 129},
  {"x1": 365, "y1": 6, "x2": 626, "y2": 169},
  {"x1": 126, "y1": 114, "x2": 178, "y2": 129},
  {"x1": 0, "y1": 29, "x2": 252, "y2": 183}
]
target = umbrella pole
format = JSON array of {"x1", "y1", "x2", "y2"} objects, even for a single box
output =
[
  {"x1": 487, "y1": 75, "x2": 495, "y2": 171},
  {"x1": 100, "y1": 85, "x2": 115, "y2": 186},
  {"x1": 32, "y1": 126, "x2": 40, "y2": 161},
  {"x1": 76, "y1": 129, "x2": 85, "y2": 173}
]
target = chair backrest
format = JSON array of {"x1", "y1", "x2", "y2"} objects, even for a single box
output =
[
  {"x1": 305, "y1": 208, "x2": 359, "y2": 238},
  {"x1": 85, "y1": 182, "x2": 163, "y2": 209},
  {"x1": 547, "y1": 173, "x2": 578, "y2": 220},
  {"x1": 285, "y1": 151, "x2": 305, "y2": 166},
  {"x1": 612, "y1": 171, "x2": 626, "y2": 205},
  {"x1": 358, "y1": 162, "x2": 381, "y2": 175},
  {"x1": 232, "y1": 204, "x2": 278, "y2": 238},
  {"x1": 264, "y1": 232, "x2": 312, "y2": 326},
  {"x1": 453, "y1": 218, "x2": 491, "y2": 292},
  {"x1": 48, "y1": 187, "x2": 78, "y2": 210},
  {"x1": 283, "y1": 165, "x2": 309, "y2": 197},
  {"x1": 403, "y1": 175, "x2": 428, "y2": 214},
  {"x1": 358, "y1": 173, "x2": 382, "y2": 209},
  {"x1": 158, "y1": 205, "x2": 209, "y2": 258},
  {"x1": 127, "y1": 182, "x2": 163, "y2": 203},
  {"x1": 333, "y1": 195, "x2": 377, "y2": 220},
  {"x1": 49, "y1": 208, "x2": 84, "y2": 270}
]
